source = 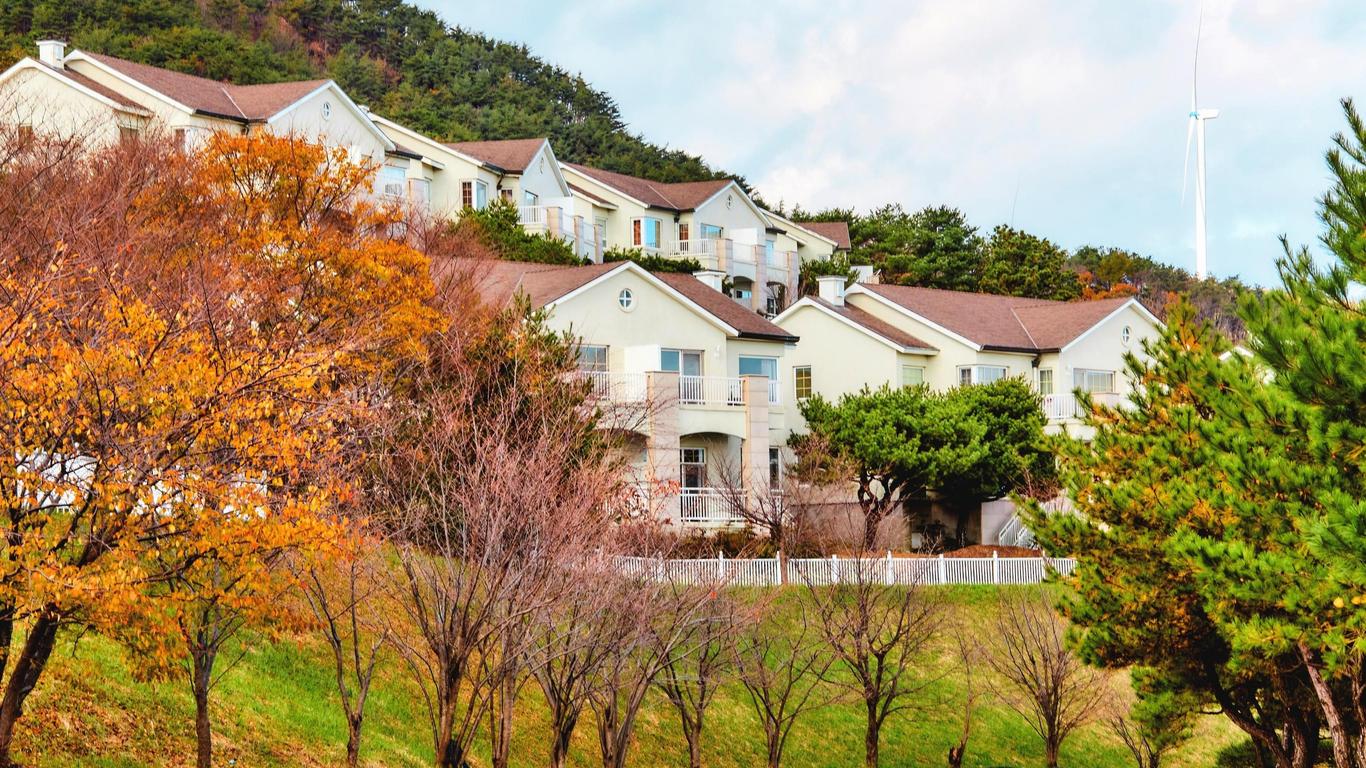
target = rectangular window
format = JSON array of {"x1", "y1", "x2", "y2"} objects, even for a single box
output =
[
  {"x1": 461, "y1": 181, "x2": 473, "y2": 209},
  {"x1": 700, "y1": 223, "x2": 723, "y2": 240},
  {"x1": 1073, "y1": 368, "x2": 1116, "y2": 393},
  {"x1": 738, "y1": 356, "x2": 778, "y2": 380},
  {"x1": 576, "y1": 344, "x2": 608, "y2": 372},
  {"x1": 765, "y1": 238, "x2": 776, "y2": 265},
  {"x1": 900, "y1": 365, "x2": 925, "y2": 388},
  {"x1": 500, "y1": 187, "x2": 513, "y2": 201},
  {"x1": 523, "y1": 190, "x2": 538, "y2": 206},
  {"x1": 680, "y1": 448, "x2": 706, "y2": 489},
  {"x1": 794, "y1": 366, "x2": 812, "y2": 400},
  {"x1": 661, "y1": 349, "x2": 702, "y2": 376},
  {"x1": 678, "y1": 223, "x2": 689, "y2": 242},
  {"x1": 1038, "y1": 368, "x2": 1054, "y2": 395},
  {"x1": 379, "y1": 165, "x2": 406, "y2": 198},
  {"x1": 769, "y1": 447, "x2": 782, "y2": 489},
  {"x1": 958, "y1": 365, "x2": 1007, "y2": 385},
  {"x1": 595, "y1": 217, "x2": 608, "y2": 248},
  {"x1": 118, "y1": 125, "x2": 139, "y2": 144},
  {"x1": 474, "y1": 180, "x2": 488, "y2": 209},
  {"x1": 633, "y1": 218, "x2": 661, "y2": 249},
  {"x1": 409, "y1": 178, "x2": 431, "y2": 208}
]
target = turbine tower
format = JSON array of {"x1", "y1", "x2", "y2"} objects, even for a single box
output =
[{"x1": 1183, "y1": 10, "x2": 1218, "y2": 280}]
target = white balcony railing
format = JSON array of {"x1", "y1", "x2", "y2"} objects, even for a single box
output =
[
  {"x1": 519, "y1": 205, "x2": 547, "y2": 227},
  {"x1": 665, "y1": 239, "x2": 720, "y2": 257},
  {"x1": 1041, "y1": 391, "x2": 1124, "y2": 420},
  {"x1": 579, "y1": 371, "x2": 649, "y2": 402},
  {"x1": 767, "y1": 378, "x2": 781, "y2": 406},
  {"x1": 679, "y1": 375, "x2": 745, "y2": 406},
  {"x1": 679, "y1": 488, "x2": 744, "y2": 525}
]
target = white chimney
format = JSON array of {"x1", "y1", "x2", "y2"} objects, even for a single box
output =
[
  {"x1": 37, "y1": 40, "x2": 65, "y2": 68},
  {"x1": 817, "y1": 275, "x2": 846, "y2": 306},
  {"x1": 693, "y1": 269, "x2": 726, "y2": 292}
]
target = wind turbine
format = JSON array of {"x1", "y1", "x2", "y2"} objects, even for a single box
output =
[{"x1": 1183, "y1": 9, "x2": 1218, "y2": 280}]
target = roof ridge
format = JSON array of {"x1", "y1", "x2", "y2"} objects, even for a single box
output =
[
  {"x1": 1008, "y1": 306, "x2": 1041, "y2": 348},
  {"x1": 218, "y1": 85, "x2": 246, "y2": 119}
]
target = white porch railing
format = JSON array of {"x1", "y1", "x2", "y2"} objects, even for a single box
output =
[
  {"x1": 579, "y1": 371, "x2": 649, "y2": 401},
  {"x1": 997, "y1": 515, "x2": 1037, "y2": 548},
  {"x1": 1041, "y1": 391, "x2": 1124, "y2": 420},
  {"x1": 615, "y1": 553, "x2": 1076, "y2": 587},
  {"x1": 679, "y1": 375, "x2": 745, "y2": 406},
  {"x1": 678, "y1": 488, "x2": 743, "y2": 525},
  {"x1": 519, "y1": 205, "x2": 547, "y2": 227}
]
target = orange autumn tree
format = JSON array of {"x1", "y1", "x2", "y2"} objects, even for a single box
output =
[{"x1": 0, "y1": 131, "x2": 439, "y2": 768}]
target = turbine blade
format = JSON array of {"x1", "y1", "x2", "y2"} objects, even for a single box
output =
[
  {"x1": 1182, "y1": 117, "x2": 1195, "y2": 204},
  {"x1": 1192, "y1": 4, "x2": 1203, "y2": 109}
]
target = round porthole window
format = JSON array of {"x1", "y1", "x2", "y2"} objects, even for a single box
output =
[
  {"x1": 1121, "y1": 325, "x2": 1132, "y2": 345},
  {"x1": 618, "y1": 288, "x2": 635, "y2": 311},
  {"x1": 321, "y1": 101, "x2": 333, "y2": 120}
]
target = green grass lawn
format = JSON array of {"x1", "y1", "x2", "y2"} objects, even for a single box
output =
[{"x1": 17, "y1": 586, "x2": 1243, "y2": 767}]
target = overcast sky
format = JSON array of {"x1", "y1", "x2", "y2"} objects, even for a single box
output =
[{"x1": 418, "y1": 0, "x2": 1366, "y2": 287}]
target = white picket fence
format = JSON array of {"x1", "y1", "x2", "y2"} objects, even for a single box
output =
[{"x1": 615, "y1": 553, "x2": 1075, "y2": 587}]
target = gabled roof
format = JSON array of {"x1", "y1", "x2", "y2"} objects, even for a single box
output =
[
  {"x1": 851, "y1": 284, "x2": 1146, "y2": 353},
  {"x1": 563, "y1": 163, "x2": 732, "y2": 212},
  {"x1": 790, "y1": 297, "x2": 937, "y2": 352},
  {"x1": 568, "y1": 183, "x2": 617, "y2": 209},
  {"x1": 654, "y1": 273, "x2": 798, "y2": 342},
  {"x1": 444, "y1": 138, "x2": 547, "y2": 174},
  {"x1": 79, "y1": 52, "x2": 327, "y2": 121},
  {"x1": 463, "y1": 259, "x2": 795, "y2": 342},
  {"x1": 800, "y1": 221, "x2": 852, "y2": 249},
  {"x1": 46, "y1": 64, "x2": 150, "y2": 112}
]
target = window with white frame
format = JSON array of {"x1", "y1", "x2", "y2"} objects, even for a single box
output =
[
  {"x1": 1073, "y1": 368, "x2": 1116, "y2": 393},
  {"x1": 794, "y1": 366, "x2": 812, "y2": 400},
  {"x1": 378, "y1": 165, "x2": 406, "y2": 198},
  {"x1": 595, "y1": 217, "x2": 608, "y2": 248},
  {"x1": 738, "y1": 356, "x2": 778, "y2": 379},
  {"x1": 576, "y1": 345, "x2": 608, "y2": 372},
  {"x1": 958, "y1": 365, "x2": 1008, "y2": 385},
  {"x1": 901, "y1": 365, "x2": 925, "y2": 388},
  {"x1": 474, "y1": 180, "x2": 488, "y2": 209},
  {"x1": 461, "y1": 181, "x2": 473, "y2": 209},
  {"x1": 632, "y1": 217, "x2": 661, "y2": 249},
  {"x1": 680, "y1": 448, "x2": 706, "y2": 490},
  {"x1": 769, "y1": 447, "x2": 782, "y2": 489},
  {"x1": 765, "y1": 238, "x2": 777, "y2": 265},
  {"x1": 700, "y1": 223, "x2": 723, "y2": 241},
  {"x1": 1037, "y1": 368, "x2": 1054, "y2": 395},
  {"x1": 524, "y1": 190, "x2": 538, "y2": 206},
  {"x1": 408, "y1": 178, "x2": 431, "y2": 208},
  {"x1": 661, "y1": 349, "x2": 702, "y2": 376}
]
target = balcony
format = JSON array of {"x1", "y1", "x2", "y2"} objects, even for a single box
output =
[
  {"x1": 575, "y1": 371, "x2": 781, "y2": 408},
  {"x1": 1041, "y1": 391, "x2": 1124, "y2": 420},
  {"x1": 662, "y1": 239, "x2": 722, "y2": 271},
  {"x1": 679, "y1": 488, "x2": 744, "y2": 526}
]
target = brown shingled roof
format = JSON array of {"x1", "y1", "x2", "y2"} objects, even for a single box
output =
[
  {"x1": 462, "y1": 259, "x2": 794, "y2": 341},
  {"x1": 856, "y1": 284, "x2": 1138, "y2": 352},
  {"x1": 800, "y1": 221, "x2": 852, "y2": 249},
  {"x1": 807, "y1": 298, "x2": 936, "y2": 351},
  {"x1": 80, "y1": 53, "x2": 328, "y2": 121},
  {"x1": 654, "y1": 273, "x2": 797, "y2": 341},
  {"x1": 564, "y1": 163, "x2": 733, "y2": 212},
  {"x1": 42, "y1": 64, "x2": 150, "y2": 112},
  {"x1": 568, "y1": 183, "x2": 616, "y2": 208},
  {"x1": 445, "y1": 138, "x2": 547, "y2": 173}
]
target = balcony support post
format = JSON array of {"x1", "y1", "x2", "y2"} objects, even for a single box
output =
[{"x1": 646, "y1": 371, "x2": 682, "y2": 525}]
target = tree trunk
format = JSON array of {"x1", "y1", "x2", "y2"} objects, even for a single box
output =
[
  {"x1": 864, "y1": 702, "x2": 880, "y2": 768},
  {"x1": 345, "y1": 713, "x2": 362, "y2": 768},
  {"x1": 193, "y1": 659, "x2": 213, "y2": 768},
  {"x1": 766, "y1": 729, "x2": 783, "y2": 768},
  {"x1": 1299, "y1": 642, "x2": 1357, "y2": 768},
  {"x1": 0, "y1": 612, "x2": 59, "y2": 767},
  {"x1": 685, "y1": 722, "x2": 703, "y2": 768},
  {"x1": 1045, "y1": 738, "x2": 1060, "y2": 768}
]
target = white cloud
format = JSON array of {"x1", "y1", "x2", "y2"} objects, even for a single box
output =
[{"x1": 421, "y1": 0, "x2": 1366, "y2": 286}]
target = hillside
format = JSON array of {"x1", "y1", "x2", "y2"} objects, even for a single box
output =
[
  {"x1": 0, "y1": 0, "x2": 732, "y2": 184},
  {"x1": 20, "y1": 587, "x2": 1246, "y2": 768}
]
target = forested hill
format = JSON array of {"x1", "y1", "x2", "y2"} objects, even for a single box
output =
[{"x1": 0, "y1": 0, "x2": 731, "y2": 184}]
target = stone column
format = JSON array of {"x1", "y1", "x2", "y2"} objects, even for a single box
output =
[
  {"x1": 646, "y1": 371, "x2": 682, "y2": 525},
  {"x1": 753, "y1": 245, "x2": 768, "y2": 313},
  {"x1": 547, "y1": 206, "x2": 563, "y2": 239},
  {"x1": 572, "y1": 214, "x2": 584, "y2": 257},
  {"x1": 741, "y1": 375, "x2": 771, "y2": 504}
]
